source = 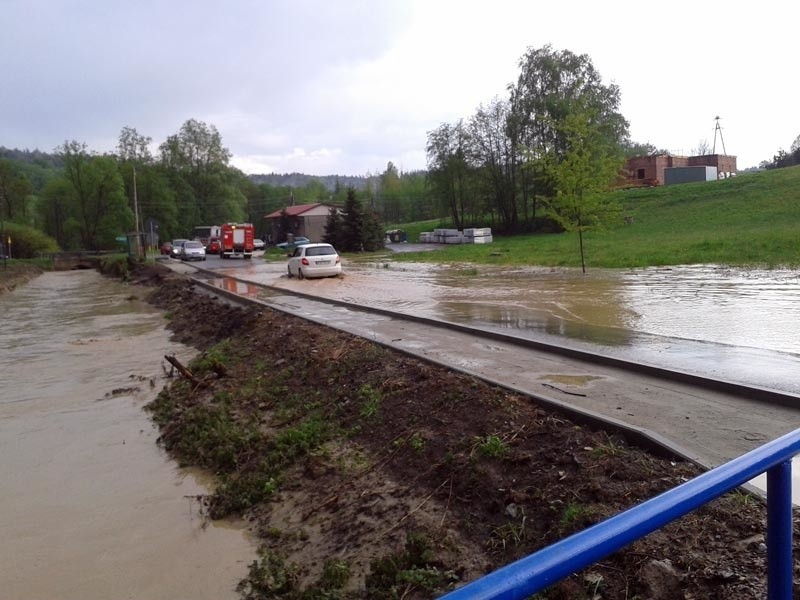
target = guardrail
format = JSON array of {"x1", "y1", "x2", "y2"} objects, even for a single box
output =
[{"x1": 440, "y1": 428, "x2": 800, "y2": 600}]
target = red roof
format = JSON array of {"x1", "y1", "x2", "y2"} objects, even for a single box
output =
[{"x1": 264, "y1": 203, "x2": 334, "y2": 219}]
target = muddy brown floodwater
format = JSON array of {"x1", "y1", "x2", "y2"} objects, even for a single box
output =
[
  {"x1": 0, "y1": 270, "x2": 256, "y2": 600},
  {"x1": 207, "y1": 257, "x2": 800, "y2": 394}
]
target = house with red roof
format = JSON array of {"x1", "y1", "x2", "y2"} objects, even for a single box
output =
[{"x1": 264, "y1": 202, "x2": 341, "y2": 245}]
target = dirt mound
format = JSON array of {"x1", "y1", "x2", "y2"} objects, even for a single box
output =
[{"x1": 137, "y1": 264, "x2": 792, "y2": 599}]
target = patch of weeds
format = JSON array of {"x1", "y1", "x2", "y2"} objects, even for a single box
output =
[
  {"x1": 209, "y1": 469, "x2": 282, "y2": 518},
  {"x1": 319, "y1": 559, "x2": 351, "y2": 590},
  {"x1": 163, "y1": 310, "x2": 174, "y2": 320},
  {"x1": 476, "y1": 434, "x2": 509, "y2": 458},
  {"x1": 365, "y1": 532, "x2": 458, "y2": 599},
  {"x1": 729, "y1": 489, "x2": 758, "y2": 508},
  {"x1": 560, "y1": 501, "x2": 588, "y2": 528},
  {"x1": 358, "y1": 384, "x2": 382, "y2": 418},
  {"x1": 589, "y1": 435, "x2": 625, "y2": 459},
  {"x1": 409, "y1": 432, "x2": 425, "y2": 452},
  {"x1": 273, "y1": 417, "x2": 328, "y2": 462},
  {"x1": 487, "y1": 514, "x2": 526, "y2": 552},
  {"x1": 159, "y1": 402, "x2": 264, "y2": 473},
  {"x1": 451, "y1": 267, "x2": 479, "y2": 277},
  {"x1": 191, "y1": 340, "x2": 234, "y2": 375},
  {"x1": 237, "y1": 548, "x2": 299, "y2": 599}
]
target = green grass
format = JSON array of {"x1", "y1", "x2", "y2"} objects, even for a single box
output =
[{"x1": 389, "y1": 167, "x2": 800, "y2": 269}]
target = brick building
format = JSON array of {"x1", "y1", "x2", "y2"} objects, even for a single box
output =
[{"x1": 622, "y1": 154, "x2": 737, "y2": 187}]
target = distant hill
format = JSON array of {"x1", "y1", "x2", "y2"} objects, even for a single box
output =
[
  {"x1": 0, "y1": 146, "x2": 63, "y2": 169},
  {"x1": 247, "y1": 172, "x2": 372, "y2": 191}
]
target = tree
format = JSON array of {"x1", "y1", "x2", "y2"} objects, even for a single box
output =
[
  {"x1": 323, "y1": 206, "x2": 344, "y2": 248},
  {"x1": 57, "y1": 141, "x2": 132, "y2": 250},
  {"x1": 339, "y1": 188, "x2": 364, "y2": 251},
  {"x1": 361, "y1": 209, "x2": 385, "y2": 251},
  {"x1": 469, "y1": 98, "x2": 519, "y2": 232},
  {"x1": 0, "y1": 159, "x2": 33, "y2": 222},
  {"x1": 378, "y1": 161, "x2": 401, "y2": 223},
  {"x1": 336, "y1": 188, "x2": 383, "y2": 252},
  {"x1": 790, "y1": 134, "x2": 800, "y2": 155},
  {"x1": 116, "y1": 127, "x2": 179, "y2": 240},
  {"x1": 692, "y1": 139, "x2": 711, "y2": 156},
  {"x1": 118, "y1": 125, "x2": 153, "y2": 163},
  {"x1": 38, "y1": 177, "x2": 77, "y2": 248},
  {"x1": 621, "y1": 141, "x2": 661, "y2": 158},
  {"x1": 547, "y1": 107, "x2": 623, "y2": 273},
  {"x1": 159, "y1": 119, "x2": 242, "y2": 227},
  {"x1": 426, "y1": 121, "x2": 475, "y2": 229},
  {"x1": 512, "y1": 45, "x2": 629, "y2": 194}
]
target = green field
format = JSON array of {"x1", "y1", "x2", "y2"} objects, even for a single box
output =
[{"x1": 388, "y1": 166, "x2": 800, "y2": 269}]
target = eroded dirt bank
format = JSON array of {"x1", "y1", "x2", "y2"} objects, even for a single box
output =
[{"x1": 132, "y1": 261, "x2": 796, "y2": 599}]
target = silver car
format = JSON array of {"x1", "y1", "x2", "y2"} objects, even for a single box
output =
[
  {"x1": 180, "y1": 240, "x2": 206, "y2": 261},
  {"x1": 170, "y1": 239, "x2": 189, "y2": 258},
  {"x1": 287, "y1": 243, "x2": 341, "y2": 279}
]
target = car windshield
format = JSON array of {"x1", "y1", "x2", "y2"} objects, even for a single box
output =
[
  {"x1": 184, "y1": 241, "x2": 202, "y2": 248},
  {"x1": 305, "y1": 245, "x2": 336, "y2": 257}
]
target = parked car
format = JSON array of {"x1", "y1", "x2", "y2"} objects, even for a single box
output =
[
  {"x1": 208, "y1": 236, "x2": 221, "y2": 254},
  {"x1": 160, "y1": 241, "x2": 172, "y2": 255},
  {"x1": 253, "y1": 238, "x2": 265, "y2": 250},
  {"x1": 287, "y1": 243, "x2": 341, "y2": 279},
  {"x1": 179, "y1": 240, "x2": 206, "y2": 261},
  {"x1": 170, "y1": 239, "x2": 189, "y2": 258},
  {"x1": 275, "y1": 236, "x2": 311, "y2": 250}
]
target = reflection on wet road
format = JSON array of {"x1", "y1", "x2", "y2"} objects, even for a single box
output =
[{"x1": 205, "y1": 258, "x2": 800, "y2": 395}]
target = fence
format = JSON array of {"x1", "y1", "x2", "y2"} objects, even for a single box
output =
[{"x1": 440, "y1": 428, "x2": 800, "y2": 600}]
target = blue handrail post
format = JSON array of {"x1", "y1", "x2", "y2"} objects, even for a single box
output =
[{"x1": 767, "y1": 460, "x2": 793, "y2": 600}]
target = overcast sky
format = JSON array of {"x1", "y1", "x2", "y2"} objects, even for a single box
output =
[{"x1": 2, "y1": 0, "x2": 797, "y2": 175}]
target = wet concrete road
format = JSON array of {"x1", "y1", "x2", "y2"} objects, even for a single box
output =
[{"x1": 163, "y1": 255, "x2": 800, "y2": 483}]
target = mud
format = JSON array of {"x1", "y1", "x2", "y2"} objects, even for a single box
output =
[{"x1": 138, "y1": 261, "x2": 793, "y2": 599}]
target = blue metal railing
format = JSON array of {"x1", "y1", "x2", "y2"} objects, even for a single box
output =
[{"x1": 441, "y1": 428, "x2": 800, "y2": 600}]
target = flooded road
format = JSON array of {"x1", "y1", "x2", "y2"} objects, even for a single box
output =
[
  {"x1": 210, "y1": 257, "x2": 800, "y2": 395},
  {"x1": 0, "y1": 271, "x2": 254, "y2": 599}
]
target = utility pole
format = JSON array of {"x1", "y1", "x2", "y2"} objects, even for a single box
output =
[
  {"x1": 133, "y1": 164, "x2": 140, "y2": 232},
  {"x1": 132, "y1": 164, "x2": 145, "y2": 258},
  {"x1": 712, "y1": 116, "x2": 727, "y2": 155}
]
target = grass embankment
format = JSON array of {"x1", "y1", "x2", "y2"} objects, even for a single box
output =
[{"x1": 390, "y1": 166, "x2": 800, "y2": 269}]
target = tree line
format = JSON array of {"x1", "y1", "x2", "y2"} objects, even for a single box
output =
[
  {"x1": 759, "y1": 134, "x2": 800, "y2": 170},
  {"x1": 0, "y1": 121, "x2": 435, "y2": 255}
]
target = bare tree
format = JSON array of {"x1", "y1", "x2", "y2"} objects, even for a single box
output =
[{"x1": 692, "y1": 139, "x2": 711, "y2": 156}]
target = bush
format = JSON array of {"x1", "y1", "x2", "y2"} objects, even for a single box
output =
[{"x1": 1, "y1": 222, "x2": 59, "y2": 258}]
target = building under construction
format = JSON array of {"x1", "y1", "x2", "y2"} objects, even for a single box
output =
[{"x1": 622, "y1": 153, "x2": 738, "y2": 187}]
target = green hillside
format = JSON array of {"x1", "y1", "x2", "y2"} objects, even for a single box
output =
[{"x1": 391, "y1": 166, "x2": 800, "y2": 269}]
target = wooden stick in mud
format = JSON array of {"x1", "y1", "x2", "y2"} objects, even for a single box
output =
[{"x1": 164, "y1": 355, "x2": 202, "y2": 387}]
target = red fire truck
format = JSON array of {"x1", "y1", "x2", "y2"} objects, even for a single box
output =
[{"x1": 219, "y1": 222, "x2": 255, "y2": 259}]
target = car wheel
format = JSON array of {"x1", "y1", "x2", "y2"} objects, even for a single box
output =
[{"x1": 298, "y1": 268, "x2": 304, "y2": 280}]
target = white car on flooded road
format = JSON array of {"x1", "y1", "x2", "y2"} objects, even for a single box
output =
[{"x1": 287, "y1": 243, "x2": 342, "y2": 279}]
